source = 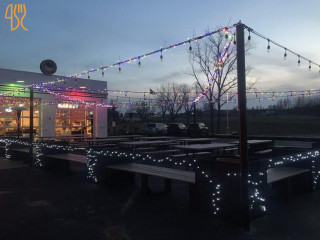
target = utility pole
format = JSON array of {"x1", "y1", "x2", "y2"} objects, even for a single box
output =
[{"x1": 236, "y1": 21, "x2": 250, "y2": 231}]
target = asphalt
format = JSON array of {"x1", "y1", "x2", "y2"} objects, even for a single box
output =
[{"x1": 0, "y1": 157, "x2": 320, "y2": 240}]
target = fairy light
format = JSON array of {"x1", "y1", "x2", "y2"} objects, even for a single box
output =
[
  {"x1": 160, "y1": 49, "x2": 163, "y2": 62},
  {"x1": 246, "y1": 25, "x2": 320, "y2": 70},
  {"x1": 58, "y1": 24, "x2": 237, "y2": 79},
  {"x1": 284, "y1": 48, "x2": 287, "y2": 60},
  {"x1": 247, "y1": 30, "x2": 251, "y2": 43},
  {"x1": 1, "y1": 137, "x2": 318, "y2": 217},
  {"x1": 309, "y1": 60, "x2": 311, "y2": 71},
  {"x1": 193, "y1": 32, "x2": 236, "y2": 103}
]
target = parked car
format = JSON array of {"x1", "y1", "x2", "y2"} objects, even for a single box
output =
[
  {"x1": 188, "y1": 122, "x2": 209, "y2": 136},
  {"x1": 146, "y1": 123, "x2": 168, "y2": 135},
  {"x1": 167, "y1": 123, "x2": 187, "y2": 136}
]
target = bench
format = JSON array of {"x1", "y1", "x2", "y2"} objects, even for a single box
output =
[
  {"x1": 267, "y1": 167, "x2": 311, "y2": 200},
  {"x1": 46, "y1": 153, "x2": 87, "y2": 164},
  {"x1": 267, "y1": 167, "x2": 309, "y2": 184},
  {"x1": 252, "y1": 149, "x2": 272, "y2": 155},
  {"x1": 142, "y1": 149, "x2": 181, "y2": 156},
  {"x1": 171, "y1": 152, "x2": 212, "y2": 158},
  {"x1": 135, "y1": 147, "x2": 156, "y2": 152},
  {"x1": 106, "y1": 163, "x2": 195, "y2": 193},
  {"x1": 11, "y1": 148, "x2": 30, "y2": 153}
]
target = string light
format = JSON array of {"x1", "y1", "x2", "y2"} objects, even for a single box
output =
[
  {"x1": 160, "y1": 49, "x2": 163, "y2": 62},
  {"x1": 267, "y1": 39, "x2": 270, "y2": 53},
  {"x1": 246, "y1": 25, "x2": 320, "y2": 70},
  {"x1": 284, "y1": 48, "x2": 287, "y2": 60},
  {"x1": 138, "y1": 57, "x2": 141, "y2": 67},
  {"x1": 298, "y1": 55, "x2": 301, "y2": 66},
  {"x1": 309, "y1": 60, "x2": 311, "y2": 71},
  {"x1": 193, "y1": 32, "x2": 236, "y2": 103},
  {"x1": 62, "y1": 24, "x2": 237, "y2": 79},
  {"x1": 189, "y1": 40, "x2": 192, "y2": 52},
  {"x1": 247, "y1": 30, "x2": 251, "y2": 43}
]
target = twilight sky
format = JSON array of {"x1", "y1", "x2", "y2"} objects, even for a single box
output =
[{"x1": 0, "y1": 0, "x2": 319, "y2": 102}]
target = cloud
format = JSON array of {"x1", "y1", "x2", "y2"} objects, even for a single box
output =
[{"x1": 150, "y1": 71, "x2": 183, "y2": 83}]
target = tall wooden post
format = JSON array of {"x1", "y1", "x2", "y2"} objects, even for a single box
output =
[
  {"x1": 193, "y1": 102, "x2": 196, "y2": 125},
  {"x1": 236, "y1": 22, "x2": 250, "y2": 230},
  {"x1": 29, "y1": 87, "x2": 34, "y2": 166}
]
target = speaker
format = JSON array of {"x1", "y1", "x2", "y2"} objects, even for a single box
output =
[{"x1": 40, "y1": 59, "x2": 57, "y2": 75}]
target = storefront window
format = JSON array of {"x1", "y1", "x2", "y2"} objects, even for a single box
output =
[
  {"x1": 55, "y1": 103, "x2": 93, "y2": 136},
  {"x1": 0, "y1": 97, "x2": 40, "y2": 137}
]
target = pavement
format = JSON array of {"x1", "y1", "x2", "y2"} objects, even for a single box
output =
[{"x1": 0, "y1": 157, "x2": 320, "y2": 240}]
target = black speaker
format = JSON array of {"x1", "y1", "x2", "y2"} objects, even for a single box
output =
[{"x1": 40, "y1": 59, "x2": 57, "y2": 75}]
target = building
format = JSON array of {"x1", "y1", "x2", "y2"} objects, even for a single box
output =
[{"x1": 0, "y1": 68, "x2": 109, "y2": 139}]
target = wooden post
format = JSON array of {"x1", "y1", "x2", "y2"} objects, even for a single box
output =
[
  {"x1": 236, "y1": 22, "x2": 250, "y2": 231},
  {"x1": 29, "y1": 87, "x2": 34, "y2": 166},
  {"x1": 193, "y1": 102, "x2": 196, "y2": 125}
]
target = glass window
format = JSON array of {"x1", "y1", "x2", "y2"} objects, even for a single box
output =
[
  {"x1": 0, "y1": 97, "x2": 40, "y2": 137},
  {"x1": 55, "y1": 103, "x2": 93, "y2": 137}
]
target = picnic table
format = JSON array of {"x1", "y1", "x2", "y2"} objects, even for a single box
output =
[
  {"x1": 138, "y1": 136, "x2": 176, "y2": 141},
  {"x1": 119, "y1": 140, "x2": 175, "y2": 150},
  {"x1": 229, "y1": 139, "x2": 273, "y2": 153},
  {"x1": 109, "y1": 135, "x2": 144, "y2": 140},
  {"x1": 178, "y1": 138, "x2": 217, "y2": 145},
  {"x1": 175, "y1": 142, "x2": 236, "y2": 156},
  {"x1": 85, "y1": 138, "x2": 129, "y2": 147},
  {"x1": 229, "y1": 139, "x2": 273, "y2": 145}
]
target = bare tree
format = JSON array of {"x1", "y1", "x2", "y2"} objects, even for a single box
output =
[
  {"x1": 157, "y1": 85, "x2": 168, "y2": 122},
  {"x1": 130, "y1": 100, "x2": 150, "y2": 122},
  {"x1": 180, "y1": 83, "x2": 194, "y2": 126},
  {"x1": 156, "y1": 82, "x2": 188, "y2": 122},
  {"x1": 188, "y1": 29, "x2": 255, "y2": 133}
]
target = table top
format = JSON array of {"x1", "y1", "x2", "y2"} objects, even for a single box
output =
[
  {"x1": 85, "y1": 138, "x2": 129, "y2": 143},
  {"x1": 175, "y1": 142, "x2": 236, "y2": 151},
  {"x1": 229, "y1": 139, "x2": 273, "y2": 145},
  {"x1": 109, "y1": 135, "x2": 145, "y2": 138},
  {"x1": 138, "y1": 136, "x2": 176, "y2": 141},
  {"x1": 119, "y1": 140, "x2": 174, "y2": 146},
  {"x1": 178, "y1": 138, "x2": 217, "y2": 143}
]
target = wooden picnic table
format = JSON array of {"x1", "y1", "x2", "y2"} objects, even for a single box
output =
[
  {"x1": 229, "y1": 139, "x2": 273, "y2": 153},
  {"x1": 138, "y1": 136, "x2": 176, "y2": 141},
  {"x1": 85, "y1": 138, "x2": 129, "y2": 147},
  {"x1": 109, "y1": 135, "x2": 145, "y2": 140},
  {"x1": 229, "y1": 139, "x2": 273, "y2": 145},
  {"x1": 119, "y1": 140, "x2": 175, "y2": 150},
  {"x1": 175, "y1": 142, "x2": 236, "y2": 155},
  {"x1": 178, "y1": 138, "x2": 217, "y2": 145}
]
